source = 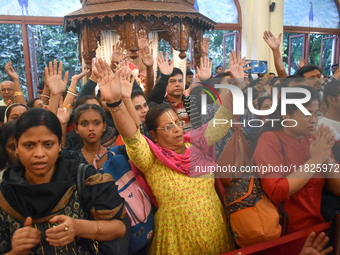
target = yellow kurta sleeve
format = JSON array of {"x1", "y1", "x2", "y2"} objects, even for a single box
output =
[
  {"x1": 122, "y1": 127, "x2": 157, "y2": 174},
  {"x1": 204, "y1": 105, "x2": 233, "y2": 147}
]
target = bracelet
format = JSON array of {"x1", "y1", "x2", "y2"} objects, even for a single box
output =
[
  {"x1": 41, "y1": 94, "x2": 50, "y2": 99},
  {"x1": 63, "y1": 105, "x2": 74, "y2": 109},
  {"x1": 14, "y1": 92, "x2": 23, "y2": 96},
  {"x1": 106, "y1": 99, "x2": 122, "y2": 108},
  {"x1": 67, "y1": 91, "x2": 78, "y2": 97},
  {"x1": 108, "y1": 101, "x2": 125, "y2": 113},
  {"x1": 94, "y1": 220, "x2": 101, "y2": 240},
  {"x1": 68, "y1": 87, "x2": 78, "y2": 94}
]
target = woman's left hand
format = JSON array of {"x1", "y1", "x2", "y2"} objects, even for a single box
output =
[{"x1": 45, "y1": 215, "x2": 77, "y2": 247}]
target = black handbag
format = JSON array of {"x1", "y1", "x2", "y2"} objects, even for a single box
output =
[{"x1": 77, "y1": 163, "x2": 131, "y2": 255}]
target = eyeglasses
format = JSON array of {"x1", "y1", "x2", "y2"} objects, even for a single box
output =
[
  {"x1": 156, "y1": 120, "x2": 185, "y2": 132},
  {"x1": 296, "y1": 111, "x2": 324, "y2": 121}
]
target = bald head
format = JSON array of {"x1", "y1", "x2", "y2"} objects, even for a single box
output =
[{"x1": 0, "y1": 81, "x2": 14, "y2": 102}]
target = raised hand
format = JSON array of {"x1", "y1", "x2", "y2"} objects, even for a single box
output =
[
  {"x1": 225, "y1": 50, "x2": 248, "y2": 89},
  {"x1": 5, "y1": 61, "x2": 19, "y2": 81},
  {"x1": 111, "y1": 40, "x2": 126, "y2": 69},
  {"x1": 156, "y1": 51, "x2": 173, "y2": 75},
  {"x1": 263, "y1": 30, "x2": 282, "y2": 51},
  {"x1": 93, "y1": 58, "x2": 121, "y2": 103},
  {"x1": 196, "y1": 56, "x2": 212, "y2": 81},
  {"x1": 200, "y1": 37, "x2": 210, "y2": 57},
  {"x1": 298, "y1": 58, "x2": 306, "y2": 69},
  {"x1": 140, "y1": 43, "x2": 154, "y2": 67},
  {"x1": 299, "y1": 232, "x2": 332, "y2": 255},
  {"x1": 44, "y1": 59, "x2": 69, "y2": 95},
  {"x1": 90, "y1": 58, "x2": 100, "y2": 83},
  {"x1": 137, "y1": 29, "x2": 148, "y2": 50},
  {"x1": 228, "y1": 50, "x2": 252, "y2": 72},
  {"x1": 120, "y1": 65, "x2": 135, "y2": 99},
  {"x1": 46, "y1": 215, "x2": 77, "y2": 247},
  {"x1": 57, "y1": 97, "x2": 71, "y2": 126},
  {"x1": 11, "y1": 217, "x2": 41, "y2": 255},
  {"x1": 71, "y1": 69, "x2": 90, "y2": 83},
  {"x1": 226, "y1": 50, "x2": 246, "y2": 79}
]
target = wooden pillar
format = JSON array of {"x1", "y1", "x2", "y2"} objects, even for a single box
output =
[
  {"x1": 125, "y1": 16, "x2": 138, "y2": 59},
  {"x1": 191, "y1": 28, "x2": 203, "y2": 69},
  {"x1": 81, "y1": 23, "x2": 100, "y2": 70},
  {"x1": 179, "y1": 20, "x2": 190, "y2": 59}
]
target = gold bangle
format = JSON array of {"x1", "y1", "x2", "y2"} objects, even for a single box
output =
[
  {"x1": 63, "y1": 105, "x2": 74, "y2": 109},
  {"x1": 108, "y1": 101, "x2": 125, "y2": 113},
  {"x1": 94, "y1": 220, "x2": 101, "y2": 240},
  {"x1": 68, "y1": 87, "x2": 78, "y2": 94},
  {"x1": 14, "y1": 92, "x2": 23, "y2": 96}
]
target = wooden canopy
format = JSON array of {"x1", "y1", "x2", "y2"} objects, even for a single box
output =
[{"x1": 63, "y1": 0, "x2": 215, "y2": 68}]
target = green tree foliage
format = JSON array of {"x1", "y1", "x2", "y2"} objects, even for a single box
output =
[
  {"x1": 203, "y1": 30, "x2": 233, "y2": 72},
  {"x1": 33, "y1": 25, "x2": 81, "y2": 85},
  {"x1": 0, "y1": 24, "x2": 27, "y2": 97},
  {"x1": 0, "y1": 24, "x2": 80, "y2": 100},
  {"x1": 283, "y1": 32, "x2": 336, "y2": 76}
]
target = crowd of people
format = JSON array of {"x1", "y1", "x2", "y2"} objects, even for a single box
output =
[{"x1": 0, "y1": 29, "x2": 339, "y2": 255}]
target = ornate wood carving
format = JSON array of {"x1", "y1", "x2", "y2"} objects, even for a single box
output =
[
  {"x1": 190, "y1": 26, "x2": 202, "y2": 69},
  {"x1": 81, "y1": 23, "x2": 101, "y2": 69},
  {"x1": 179, "y1": 19, "x2": 190, "y2": 59},
  {"x1": 65, "y1": 0, "x2": 215, "y2": 68},
  {"x1": 125, "y1": 16, "x2": 138, "y2": 59}
]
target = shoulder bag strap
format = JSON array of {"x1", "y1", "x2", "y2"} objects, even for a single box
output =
[{"x1": 77, "y1": 163, "x2": 91, "y2": 208}]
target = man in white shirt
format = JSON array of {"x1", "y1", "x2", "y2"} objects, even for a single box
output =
[
  {"x1": 0, "y1": 81, "x2": 15, "y2": 107},
  {"x1": 318, "y1": 80, "x2": 340, "y2": 162}
]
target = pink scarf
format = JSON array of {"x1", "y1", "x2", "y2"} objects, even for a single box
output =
[{"x1": 130, "y1": 124, "x2": 216, "y2": 208}]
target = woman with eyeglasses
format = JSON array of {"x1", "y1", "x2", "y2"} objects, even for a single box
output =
[
  {"x1": 254, "y1": 86, "x2": 340, "y2": 248},
  {"x1": 93, "y1": 56, "x2": 240, "y2": 255}
]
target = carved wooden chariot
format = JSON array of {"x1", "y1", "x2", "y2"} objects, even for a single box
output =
[{"x1": 63, "y1": 0, "x2": 215, "y2": 69}]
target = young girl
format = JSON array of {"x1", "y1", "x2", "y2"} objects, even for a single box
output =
[
  {"x1": 73, "y1": 104, "x2": 109, "y2": 169},
  {"x1": 0, "y1": 108, "x2": 127, "y2": 254}
]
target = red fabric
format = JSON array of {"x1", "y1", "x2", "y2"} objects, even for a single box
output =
[
  {"x1": 254, "y1": 130, "x2": 325, "y2": 234},
  {"x1": 221, "y1": 222, "x2": 331, "y2": 255},
  {"x1": 66, "y1": 122, "x2": 75, "y2": 133},
  {"x1": 114, "y1": 135, "x2": 124, "y2": 146}
]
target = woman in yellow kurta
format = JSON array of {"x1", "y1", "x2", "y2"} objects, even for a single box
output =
[{"x1": 93, "y1": 56, "x2": 244, "y2": 254}]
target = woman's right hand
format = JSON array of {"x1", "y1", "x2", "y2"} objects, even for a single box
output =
[
  {"x1": 309, "y1": 125, "x2": 335, "y2": 164},
  {"x1": 11, "y1": 217, "x2": 41, "y2": 255}
]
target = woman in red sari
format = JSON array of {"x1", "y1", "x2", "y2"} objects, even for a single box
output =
[{"x1": 254, "y1": 85, "x2": 340, "y2": 237}]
